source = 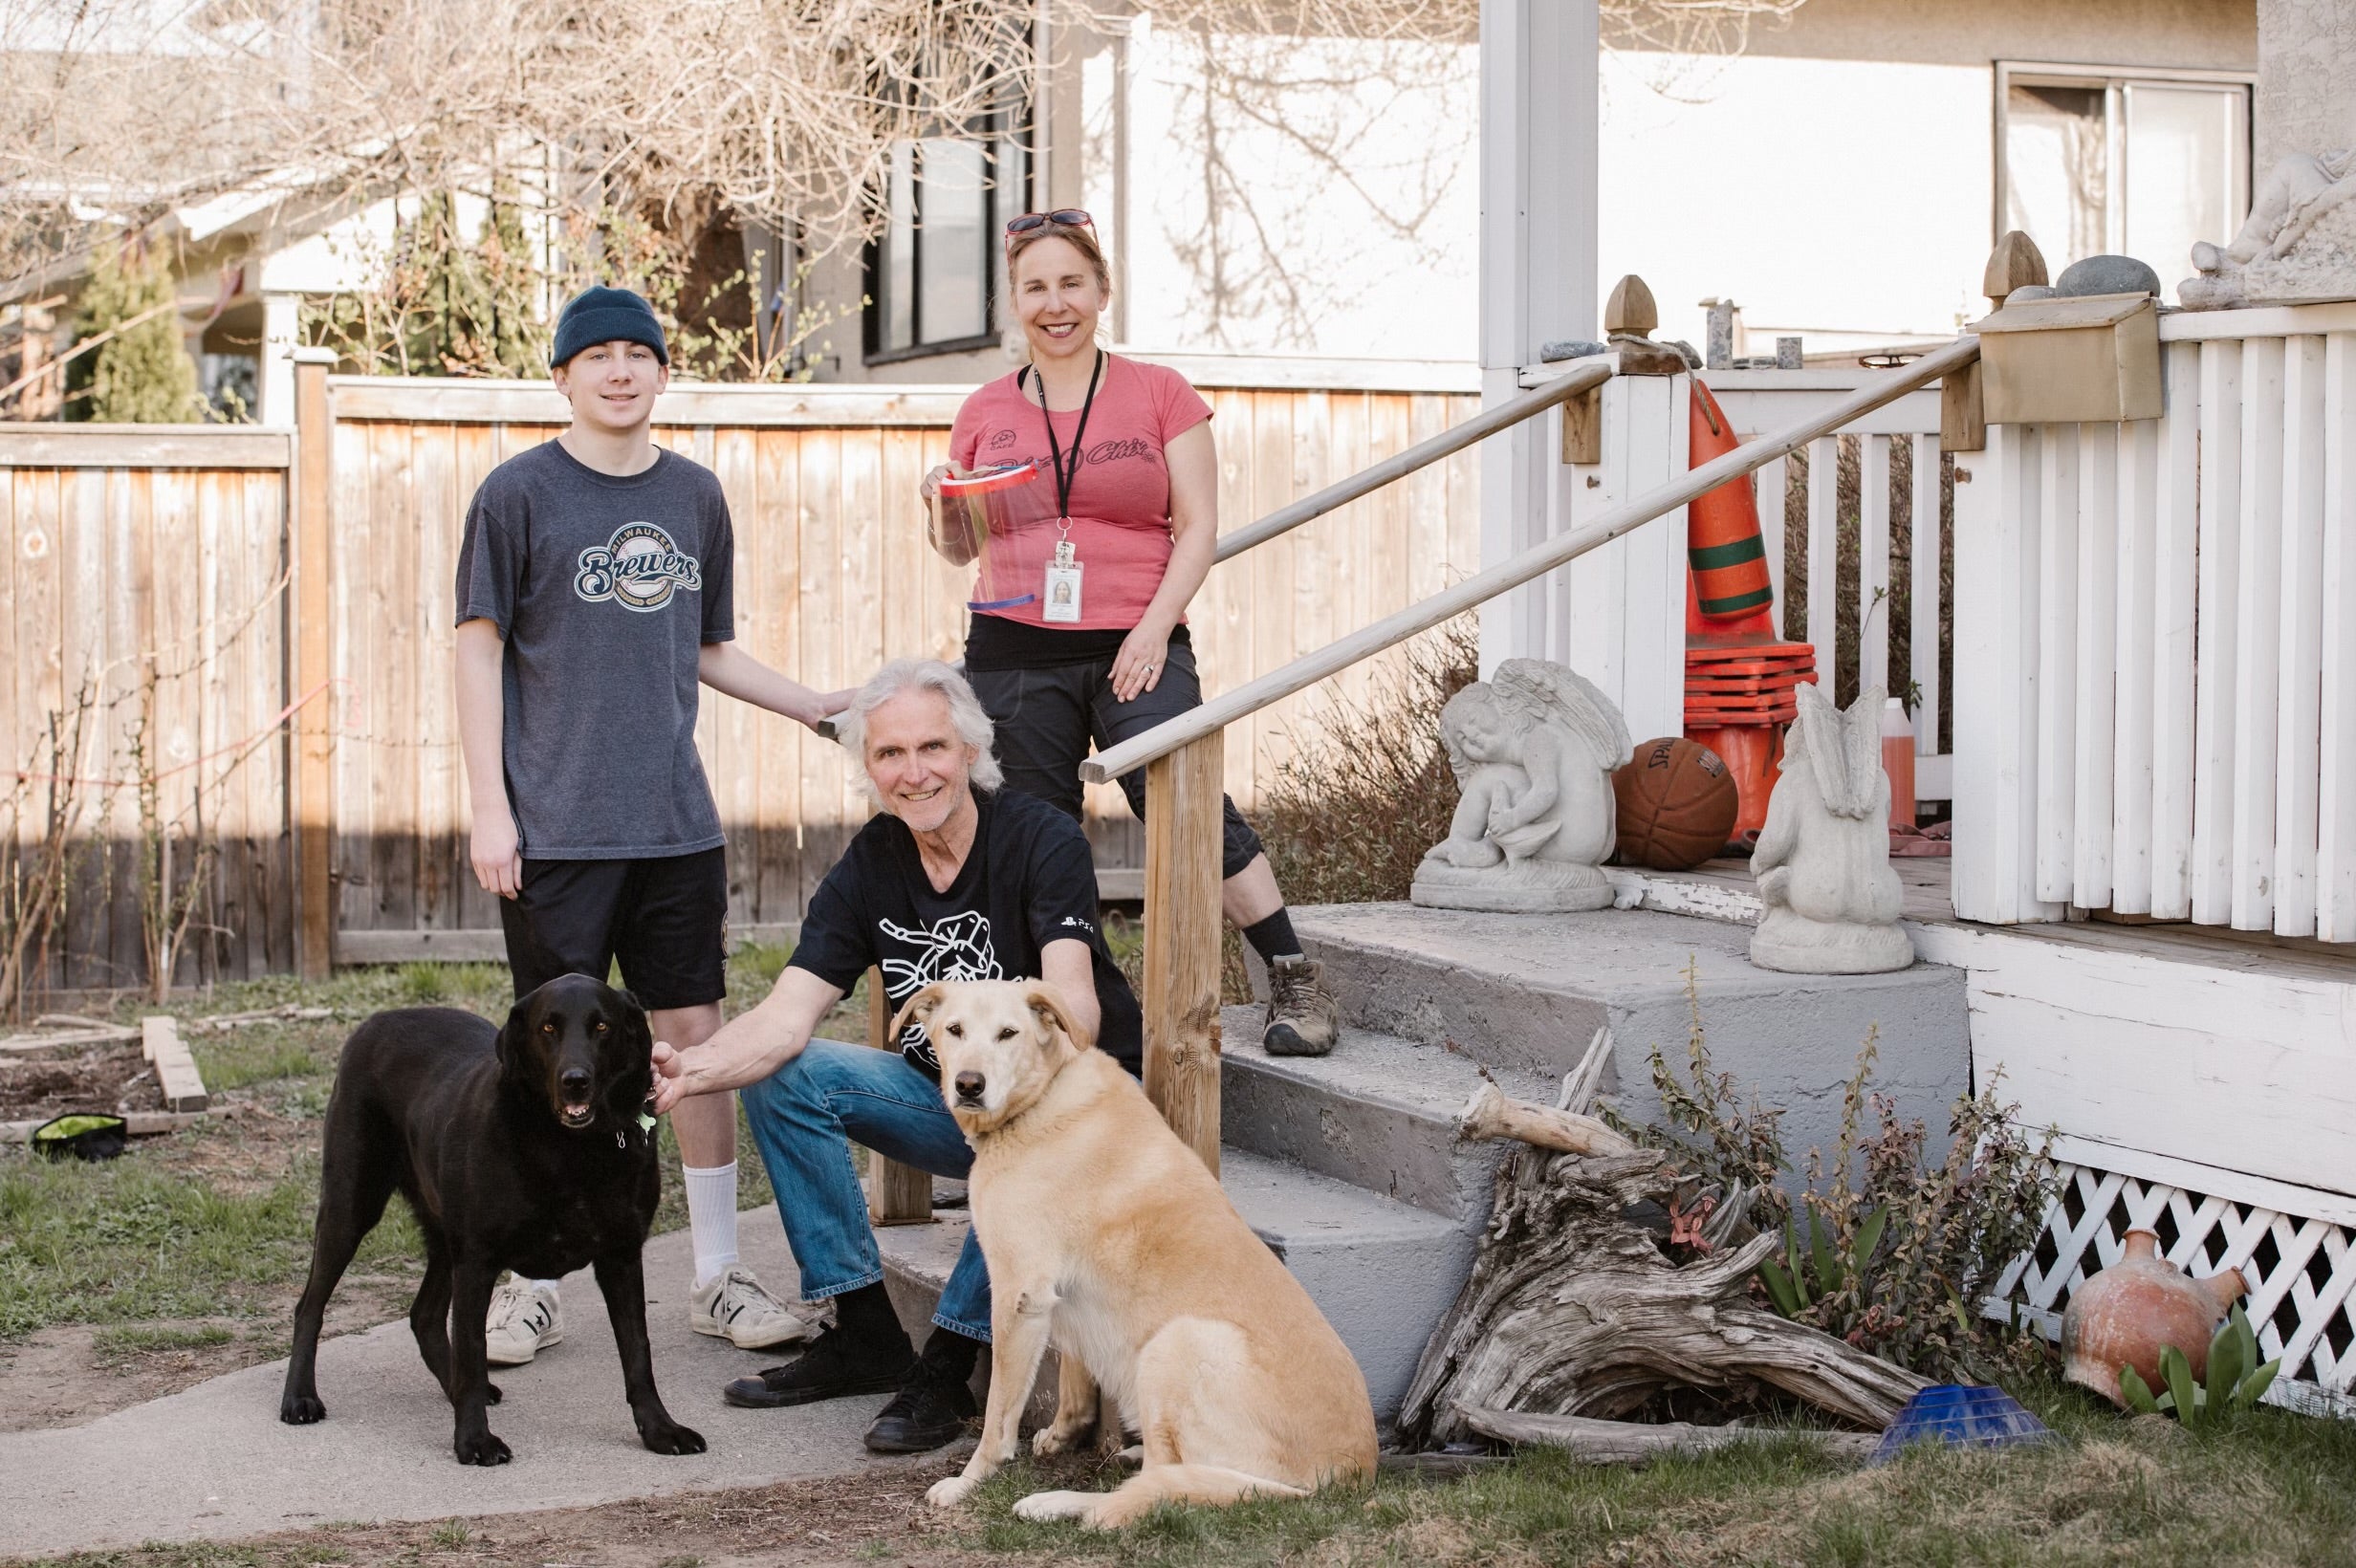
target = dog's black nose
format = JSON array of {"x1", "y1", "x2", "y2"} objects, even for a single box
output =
[
  {"x1": 953, "y1": 1071, "x2": 985, "y2": 1100},
  {"x1": 559, "y1": 1068, "x2": 592, "y2": 1099}
]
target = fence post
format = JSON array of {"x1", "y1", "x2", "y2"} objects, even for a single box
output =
[
  {"x1": 292, "y1": 348, "x2": 338, "y2": 979},
  {"x1": 1143, "y1": 731, "x2": 1225, "y2": 1174},
  {"x1": 864, "y1": 965, "x2": 935, "y2": 1225}
]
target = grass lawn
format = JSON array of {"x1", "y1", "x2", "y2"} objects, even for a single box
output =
[
  {"x1": 0, "y1": 945, "x2": 862, "y2": 1385},
  {"x1": 10, "y1": 1379, "x2": 2356, "y2": 1566},
  {"x1": 7, "y1": 944, "x2": 2356, "y2": 1566}
]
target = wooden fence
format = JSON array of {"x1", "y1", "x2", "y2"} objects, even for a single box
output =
[
  {"x1": 0, "y1": 428, "x2": 297, "y2": 991},
  {"x1": 0, "y1": 367, "x2": 1478, "y2": 985}
]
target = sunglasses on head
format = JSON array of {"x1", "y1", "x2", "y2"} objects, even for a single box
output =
[{"x1": 1004, "y1": 209, "x2": 1094, "y2": 239}]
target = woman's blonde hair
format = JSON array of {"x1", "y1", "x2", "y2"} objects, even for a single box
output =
[{"x1": 1002, "y1": 221, "x2": 1112, "y2": 360}]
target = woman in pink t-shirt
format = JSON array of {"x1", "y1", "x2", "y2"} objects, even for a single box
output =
[{"x1": 919, "y1": 214, "x2": 1340, "y2": 1057}]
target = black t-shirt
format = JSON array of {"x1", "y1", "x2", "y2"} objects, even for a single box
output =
[{"x1": 787, "y1": 789, "x2": 1144, "y2": 1078}]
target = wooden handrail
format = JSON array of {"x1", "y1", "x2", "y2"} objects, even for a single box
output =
[
  {"x1": 1084, "y1": 334, "x2": 1981, "y2": 787},
  {"x1": 1211, "y1": 359, "x2": 1615, "y2": 562}
]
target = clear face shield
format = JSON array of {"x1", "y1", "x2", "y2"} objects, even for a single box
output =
[{"x1": 935, "y1": 459, "x2": 1063, "y2": 613}]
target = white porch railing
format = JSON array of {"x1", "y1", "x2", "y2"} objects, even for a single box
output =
[
  {"x1": 1951, "y1": 300, "x2": 2356, "y2": 942},
  {"x1": 1514, "y1": 362, "x2": 1956, "y2": 807},
  {"x1": 1707, "y1": 370, "x2": 1953, "y2": 801}
]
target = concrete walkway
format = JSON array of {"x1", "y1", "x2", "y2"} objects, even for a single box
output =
[{"x1": 0, "y1": 1206, "x2": 944, "y2": 1558}]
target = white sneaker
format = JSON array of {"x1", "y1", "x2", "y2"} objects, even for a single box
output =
[
  {"x1": 689, "y1": 1266, "x2": 824, "y2": 1350},
  {"x1": 484, "y1": 1279, "x2": 562, "y2": 1365}
]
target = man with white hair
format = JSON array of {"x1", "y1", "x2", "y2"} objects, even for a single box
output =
[{"x1": 651, "y1": 658, "x2": 1142, "y2": 1454}]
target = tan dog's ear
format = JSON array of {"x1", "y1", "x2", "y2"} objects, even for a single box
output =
[
  {"x1": 1023, "y1": 982, "x2": 1092, "y2": 1050},
  {"x1": 885, "y1": 984, "x2": 949, "y2": 1056}
]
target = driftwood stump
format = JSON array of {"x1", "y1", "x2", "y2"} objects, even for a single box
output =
[{"x1": 1398, "y1": 1044, "x2": 1928, "y2": 1448}]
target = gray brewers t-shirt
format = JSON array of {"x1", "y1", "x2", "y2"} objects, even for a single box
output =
[{"x1": 455, "y1": 441, "x2": 734, "y2": 859}]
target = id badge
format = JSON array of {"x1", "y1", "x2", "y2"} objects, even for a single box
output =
[{"x1": 1042, "y1": 540, "x2": 1083, "y2": 622}]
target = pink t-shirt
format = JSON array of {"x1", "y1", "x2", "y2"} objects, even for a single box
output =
[{"x1": 949, "y1": 355, "x2": 1213, "y2": 631}]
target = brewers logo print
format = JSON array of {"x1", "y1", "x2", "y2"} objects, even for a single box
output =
[{"x1": 576, "y1": 522, "x2": 704, "y2": 612}]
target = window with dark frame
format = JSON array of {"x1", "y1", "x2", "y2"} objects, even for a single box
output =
[
  {"x1": 864, "y1": 107, "x2": 1031, "y2": 362},
  {"x1": 1995, "y1": 62, "x2": 2253, "y2": 301}
]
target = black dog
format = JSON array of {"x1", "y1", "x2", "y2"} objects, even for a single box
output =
[{"x1": 279, "y1": 973, "x2": 705, "y2": 1465}]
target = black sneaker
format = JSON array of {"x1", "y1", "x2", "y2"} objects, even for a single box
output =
[
  {"x1": 723, "y1": 1325, "x2": 915, "y2": 1410},
  {"x1": 862, "y1": 1366, "x2": 978, "y2": 1453}
]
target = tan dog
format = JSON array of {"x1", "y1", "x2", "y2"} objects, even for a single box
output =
[{"x1": 901, "y1": 979, "x2": 1376, "y2": 1528}]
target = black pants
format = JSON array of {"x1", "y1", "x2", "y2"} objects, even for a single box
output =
[{"x1": 967, "y1": 643, "x2": 1265, "y2": 881}]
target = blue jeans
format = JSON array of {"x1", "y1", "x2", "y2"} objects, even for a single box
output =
[{"x1": 739, "y1": 1039, "x2": 992, "y2": 1340}]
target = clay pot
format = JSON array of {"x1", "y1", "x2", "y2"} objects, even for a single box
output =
[{"x1": 2061, "y1": 1229, "x2": 2247, "y2": 1406}]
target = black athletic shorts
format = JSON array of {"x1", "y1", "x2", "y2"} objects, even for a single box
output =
[
  {"x1": 966, "y1": 642, "x2": 1266, "y2": 881},
  {"x1": 498, "y1": 846, "x2": 729, "y2": 1011}
]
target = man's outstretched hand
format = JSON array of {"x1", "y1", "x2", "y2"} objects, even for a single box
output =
[{"x1": 649, "y1": 1039, "x2": 689, "y2": 1116}]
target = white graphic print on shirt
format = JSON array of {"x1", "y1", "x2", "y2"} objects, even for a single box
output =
[{"x1": 877, "y1": 912, "x2": 1003, "y2": 1060}]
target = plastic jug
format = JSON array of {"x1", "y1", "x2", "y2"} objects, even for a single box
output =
[{"x1": 1882, "y1": 697, "x2": 1916, "y2": 830}]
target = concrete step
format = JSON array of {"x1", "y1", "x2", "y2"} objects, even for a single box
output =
[
  {"x1": 1292, "y1": 901, "x2": 1970, "y2": 1176},
  {"x1": 1218, "y1": 1005, "x2": 1555, "y2": 1224},
  {"x1": 878, "y1": 1146, "x2": 1468, "y2": 1421}
]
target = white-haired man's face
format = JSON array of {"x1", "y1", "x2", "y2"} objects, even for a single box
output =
[{"x1": 862, "y1": 687, "x2": 979, "y2": 835}]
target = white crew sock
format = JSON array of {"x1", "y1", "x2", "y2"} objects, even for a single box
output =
[
  {"x1": 521, "y1": 1277, "x2": 560, "y2": 1296},
  {"x1": 684, "y1": 1162, "x2": 741, "y2": 1290}
]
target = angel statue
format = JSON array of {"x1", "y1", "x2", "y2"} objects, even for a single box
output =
[
  {"x1": 1749, "y1": 682, "x2": 1913, "y2": 973},
  {"x1": 2180, "y1": 147, "x2": 2356, "y2": 309},
  {"x1": 1411, "y1": 659, "x2": 1631, "y2": 913}
]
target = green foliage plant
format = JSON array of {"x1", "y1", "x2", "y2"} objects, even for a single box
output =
[
  {"x1": 71, "y1": 232, "x2": 203, "y2": 423},
  {"x1": 303, "y1": 188, "x2": 545, "y2": 378},
  {"x1": 2119, "y1": 1304, "x2": 2282, "y2": 1426},
  {"x1": 1611, "y1": 976, "x2": 2055, "y2": 1380},
  {"x1": 1603, "y1": 962, "x2": 1793, "y2": 1231}
]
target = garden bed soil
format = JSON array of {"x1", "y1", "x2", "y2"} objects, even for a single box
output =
[
  {"x1": 0, "y1": 1042, "x2": 163, "y2": 1125},
  {"x1": 0, "y1": 1460, "x2": 997, "y2": 1568}
]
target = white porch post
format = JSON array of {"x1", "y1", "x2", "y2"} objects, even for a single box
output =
[
  {"x1": 1478, "y1": 0, "x2": 1599, "y2": 674},
  {"x1": 259, "y1": 291, "x2": 301, "y2": 428}
]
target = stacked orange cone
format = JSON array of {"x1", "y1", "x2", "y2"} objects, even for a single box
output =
[{"x1": 1682, "y1": 379, "x2": 1817, "y2": 840}]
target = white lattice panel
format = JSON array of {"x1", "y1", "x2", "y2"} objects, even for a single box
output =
[{"x1": 1987, "y1": 1159, "x2": 2356, "y2": 1418}]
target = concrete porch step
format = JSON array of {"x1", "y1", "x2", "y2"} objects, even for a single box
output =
[
  {"x1": 877, "y1": 1146, "x2": 1469, "y2": 1420},
  {"x1": 1218, "y1": 1005, "x2": 1556, "y2": 1224},
  {"x1": 1291, "y1": 901, "x2": 1970, "y2": 1175}
]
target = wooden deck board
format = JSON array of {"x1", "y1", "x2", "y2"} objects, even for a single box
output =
[{"x1": 1660, "y1": 855, "x2": 2354, "y2": 983}]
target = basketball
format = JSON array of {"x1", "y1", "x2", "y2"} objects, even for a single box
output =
[{"x1": 1613, "y1": 737, "x2": 1740, "y2": 870}]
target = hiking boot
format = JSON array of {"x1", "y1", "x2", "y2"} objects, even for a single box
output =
[
  {"x1": 723, "y1": 1324, "x2": 915, "y2": 1410},
  {"x1": 1262, "y1": 954, "x2": 1340, "y2": 1056},
  {"x1": 863, "y1": 1364, "x2": 979, "y2": 1453},
  {"x1": 690, "y1": 1266, "x2": 823, "y2": 1350},
  {"x1": 483, "y1": 1279, "x2": 562, "y2": 1366}
]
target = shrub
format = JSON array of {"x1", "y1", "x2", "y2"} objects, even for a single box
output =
[
  {"x1": 1251, "y1": 617, "x2": 1478, "y2": 907},
  {"x1": 72, "y1": 234, "x2": 203, "y2": 424},
  {"x1": 1614, "y1": 972, "x2": 2055, "y2": 1381}
]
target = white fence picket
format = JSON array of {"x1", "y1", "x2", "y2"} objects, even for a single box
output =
[
  {"x1": 2232, "y1": 337, "x2": 2287, "y2": 931},
  {"x1": 1806, "y1": 434, "x2": 1840, "y2": 668},
  {"x1": 2191, "y1": 339, "x2": 2243, "y2": 926},
  {"x1": 2073, "y1": 423, "x2": 2118, "y2": 908},
  {"x1": 1859, "y1": 434, "x2": 1891, "y2": 697},
  {"x1": 2150, "y1": 342, "x2": 2203, "y2": 921},
  {"x1": 1909, "y1": 432, "x2": 1942, "y2": 762},
  {"x1": 2036, "y1": 424, "x2": 2080, "y2": 904},
  {"x1": 2319, "y1": 333, "x2": 2356, "y2": 943},
  {"x1": 1756, "y1": 453, "x2": 1788, "y2": 642},
  {"x1": 2111, "y1": 416, "x2": 2160, "y2": 912},
  {"x1": 2274, "y1": 336, "x2": 2329, "y2": 938}
]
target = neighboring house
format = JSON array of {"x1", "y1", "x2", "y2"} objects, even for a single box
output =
[
  {"x1": 808, "y1": 0, "x2": 2255, "y2": 382},
  {"x1": 0, "y1": 175, "x2": 553, "y2": 425},
  {"x1": 0, "y1": 0, "x2": 2257, "y2": 415}
]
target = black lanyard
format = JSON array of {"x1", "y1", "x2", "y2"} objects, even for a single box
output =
[{"x1": 1022, "y1": 349, "x2": 1104, "y2": 523}]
